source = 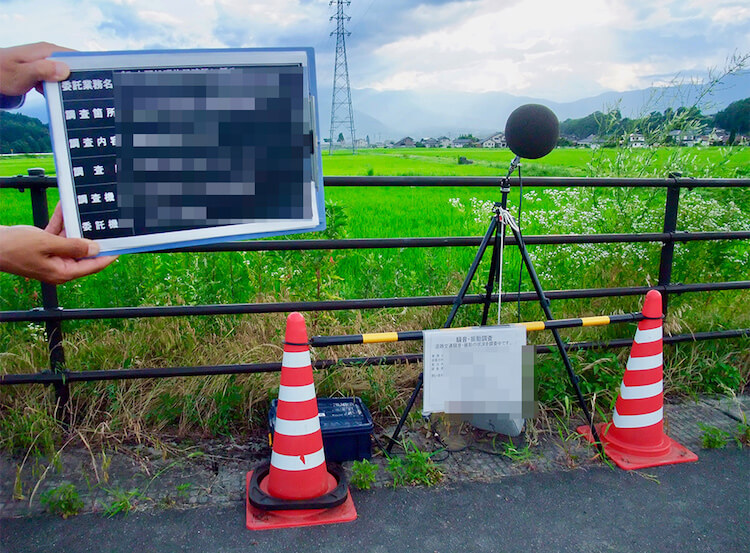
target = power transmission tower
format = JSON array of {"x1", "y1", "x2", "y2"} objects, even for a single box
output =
[{"x1": 329, "y1": 0, "x2": 356, "y2": 154}]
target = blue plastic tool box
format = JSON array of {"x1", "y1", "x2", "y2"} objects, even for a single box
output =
[{"x1": 269, "y1": 397, "x2": 373, "y2": 462}]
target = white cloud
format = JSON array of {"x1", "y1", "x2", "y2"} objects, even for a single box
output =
[
  {"x1": 356, "y1": 0, "x2": 749, "y2": 100},
  {"x1": 0, "y1": 0, "x2": 746, "y2": 102},
  {"x1": 215, "y1": 0, "x2": 325, "y2": 28},
  {"x1": 363, "y1": 0, "x2": 623, "y2": 98},
  {"x1": 596, "y1": 62, "x2": 662, "y2": 91},
  {"x1": 712, "y1": 5, "x2": 750, "y2": 25},
  {"x1": 137, "y1": 10, "x2": 183, "y2": 27}
]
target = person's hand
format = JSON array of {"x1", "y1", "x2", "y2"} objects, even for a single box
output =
[
  {"x1": 0, "y1": 204, "x2": 118, "y2": 285},
  {"x1": 0, "y1": 42, "x2": 73, "y2": 97}
]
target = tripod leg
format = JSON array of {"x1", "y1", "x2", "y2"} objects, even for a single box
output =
[
  {"x1": 508, "y1": 224, "x2": 603, "y2": 448},
  {"x1": 386, "y1": 372, "x2": 423, "y2": 455},
  {"x1": 480, "y1": 217, "x2": 502, "y2": 326},
  {"x1": 444, "y1": 216, "x2": 498, "y2": 328}
]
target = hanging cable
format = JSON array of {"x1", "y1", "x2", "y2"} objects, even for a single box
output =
[
  {"x1": 495, "y1": 204, "x2": 520, "y2": 324},
  {"x1": 517, "y1": 162, "x2": 524, "y2": 322}
]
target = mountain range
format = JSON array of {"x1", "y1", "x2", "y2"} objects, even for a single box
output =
[
  {"x1": 317, "y1": 70, "x2": 750, "y2": 141},
  {"x1": 14, "y1": 71, "x2": 749, "y2": 142}
]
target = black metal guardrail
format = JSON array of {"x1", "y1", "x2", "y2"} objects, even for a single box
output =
[{"x1": 1, "y1": 171, "x2": 749, "y2": 406}]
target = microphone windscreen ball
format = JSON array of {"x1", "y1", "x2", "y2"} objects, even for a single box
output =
[{"x1": 505, "y1": 104, "x2": 559, "y2": 159}]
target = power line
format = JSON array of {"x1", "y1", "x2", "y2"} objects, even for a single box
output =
[{"x1": 329, "y1": 0, "x2": 356, "y2": 154}]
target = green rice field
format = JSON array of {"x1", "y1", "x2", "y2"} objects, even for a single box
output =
[{"x1": 0, "y1": 147, "x2": 747, "y2": 446}]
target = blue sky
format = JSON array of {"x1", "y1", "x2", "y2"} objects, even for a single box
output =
[{"x1": 2, "y1": 0, "x2": 748, "y2": 103}]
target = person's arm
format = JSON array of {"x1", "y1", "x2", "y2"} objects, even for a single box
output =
[
  {"x1": 0, "y1": 43, "x2": 118, "y2": 284},
  {"x1": 0, "y1": 204, "x2": 117, "y2": 285}
]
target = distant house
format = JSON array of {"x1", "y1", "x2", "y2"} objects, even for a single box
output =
[
  {"x1": 576, "y1": 134, "x2": 603, "y2": 149},
  {"x1": 437, "y1": 136, "x2": 452, "y2": 148},
  {"x1": 354, "y1": 138, "x2": 368, "y2": 149},
  {"x1": 452, "y1": 138, "x2": 475, "y2": 148},
  {"x1": 393, "y1": 136, "x2": 415, "y2": 148},
  {"x1": 668, "y1": 129, "x2": 702, "y2": 147},
  {"x1": 481, "y1": 132, "x2": 506, "y2": 149},
  {"x1": 708, "y1": 128, "x2": 730, "y2": 145},
  {"x1": 629, "y1": 132, "x2": 646, "y2": 148},
  {"x1": 681, "y1": 132, "x2": 699, "y2": 147},
  {"x1": 421, "y1": 137, "x2": 439, "y2": 148},
  {"x1": 667, "y1": 130, "x2": 683, "y2": 144}
]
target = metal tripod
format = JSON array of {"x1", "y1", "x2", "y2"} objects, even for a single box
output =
[{"x1": 386, "y1": 156, "x2": 602, "y2": 453}]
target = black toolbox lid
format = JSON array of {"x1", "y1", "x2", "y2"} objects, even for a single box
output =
[{"x1": 270, "y1": 397, "x2": 373, "y2": 436}]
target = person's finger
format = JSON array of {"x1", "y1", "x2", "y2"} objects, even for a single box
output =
[
  {"x1": 0, "y1": 58, "x2": 69, "y2": 96},
  {"x1": 15, "y1": 42, "x2": 75, "y2": 62},
  {"x1": 43, "y1": 234, "x2": 99, "y2": 259},
  {"x1": 27, "y1": 58, "x2": 70, "y2": 83},
  {"x1": 45, "y1": 203, "x2": 65, "y2": 235},
  {"x1": 54, "y1": 255, "x2": 118, "y2": 282}
]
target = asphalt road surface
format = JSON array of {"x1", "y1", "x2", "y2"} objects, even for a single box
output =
[{"x1": 2, "y1": 448, "x2": 747, "y2": 553}]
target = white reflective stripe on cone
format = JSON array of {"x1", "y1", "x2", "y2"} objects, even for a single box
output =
[
  {"x1": 613, "y1": 407, "x2": 663, "y2": 428},
  {"x1": 282, "y1": 350, "x2": 311, "y2": 368},
  {"x1": 278, "y1": 383, "x2": 317, "y2": 403},
  {"x1": 626, "y1": 352, "x2": 663, "y2": 371},
  {"x1": 620, "y1": 380, "x2": 663, "y2": 400},
  {"x1": 634, "y1": 326, "x2": 662, "y2": 344},
  {"x1": 274, "y1": 415, "x2": 321, "y2": 436},
  {"x1": 271, "y1": 447, "x2": 326, "y2": 471}
]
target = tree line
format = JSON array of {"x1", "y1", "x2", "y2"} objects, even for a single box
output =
[
  {"x1": 559, "y1": 97, "x2": 750, "y2": 145},
  {"x1": 0, "y1": 111, "x2": 52, "y2": 154}
]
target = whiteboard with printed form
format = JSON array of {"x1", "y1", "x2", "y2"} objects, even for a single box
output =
[{"x1": 44, "y1": 48, "x2": 324, "y2": 256}]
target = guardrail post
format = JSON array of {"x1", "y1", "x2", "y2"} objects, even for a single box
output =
[
  {"x1": 27, "y1": 168, "x2": 69, "y2": 411},
  {"x1": 658, "y1": 173, "x2": 681, "y2": 316}
]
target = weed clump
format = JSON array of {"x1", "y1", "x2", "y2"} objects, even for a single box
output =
[
  {"x1": 386, "y1": 441, "x2": 444, "y2": 487},
  {"x1": 350, "y1": 459, "x2": 379, "y2": 490},
  {"x1": 40, "y1": 483, "x2": 84, "y2": 518},
  {"x1": 699, "y1": 423, "x2": 730, "y2": 448}
]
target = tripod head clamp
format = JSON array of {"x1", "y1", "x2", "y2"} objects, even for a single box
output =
[{"x1": 493, "y1": 205, "x2": 520, "y2": 232}]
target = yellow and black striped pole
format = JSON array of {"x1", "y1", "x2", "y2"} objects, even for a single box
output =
[{"x1": 310, "y1": 312, "x2": 646, "y2": 347}]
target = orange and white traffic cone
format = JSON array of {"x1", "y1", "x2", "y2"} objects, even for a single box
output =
[
  {"x1": 246, "y1": 312, "x2": 357, "y2": 530},
  {"x1": 578, "y1": 290, "x2": 698, "y2": 470}
]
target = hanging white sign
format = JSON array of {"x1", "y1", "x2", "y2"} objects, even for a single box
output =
[{"x1": 423, "y1": 325, "x2": 528, "y2": 416}]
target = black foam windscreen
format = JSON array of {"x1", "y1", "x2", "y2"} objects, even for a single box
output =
[{"x1": 504, "y1": 104, "x2": 559, "y2": 159}]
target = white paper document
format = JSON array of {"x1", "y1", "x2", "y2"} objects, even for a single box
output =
[{"x1": 423, "y1": 325, "x2": 528, "y2": 416}]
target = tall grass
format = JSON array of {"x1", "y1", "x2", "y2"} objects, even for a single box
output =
[{"x1": 1, "y1": 147, "x2": 748, "y2": 453}]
